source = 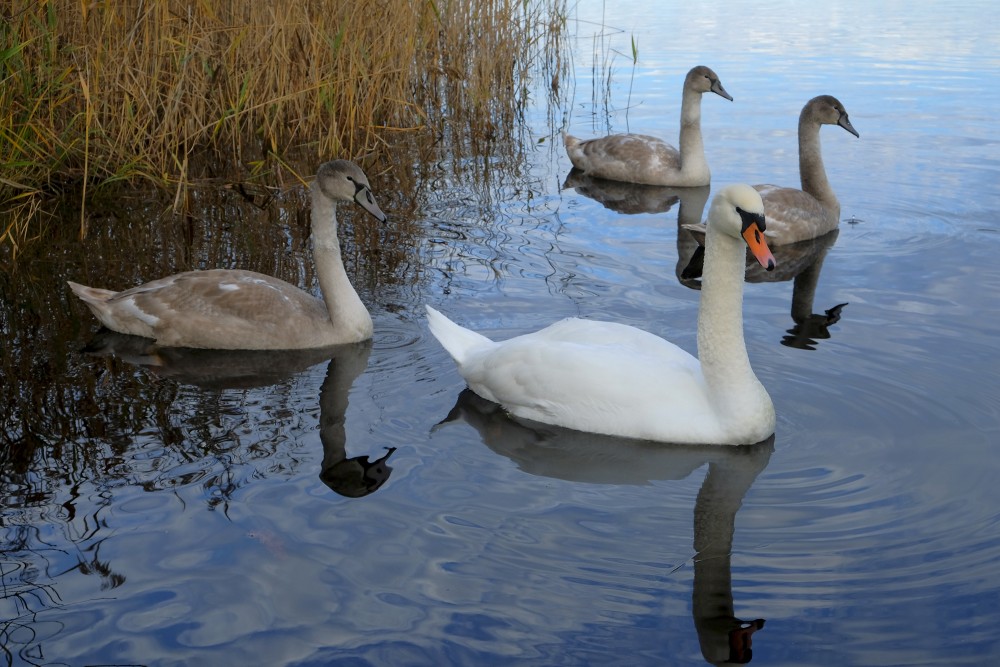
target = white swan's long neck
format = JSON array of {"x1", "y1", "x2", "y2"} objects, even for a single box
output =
[
  {"x1": 798, "y1": 121, "x2": 839, "y2": 218},
  {"x1": 677, "y1": 88, "x2": 707, "y2": 175},
  {"x1": 696, "y1": 227, "x2": 757, "y2": 395},
  {"x1": 311, "y1": 188, "x2": 373, "y2": 338}
]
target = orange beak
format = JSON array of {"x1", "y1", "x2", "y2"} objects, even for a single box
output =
[{"x1": 742, "y1": 221, "x2": 775, "y2": 271}]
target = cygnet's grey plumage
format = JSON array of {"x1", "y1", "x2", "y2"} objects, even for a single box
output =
[
  {"x1": 753, "y1": 95, "x2": 859, "y2": 245},
  {"x1": 563, "y1": 65, "x2": 732, "y2": 187},
  {"x1": 68, "y1": 160, "x2": 386, "y2": 349}
]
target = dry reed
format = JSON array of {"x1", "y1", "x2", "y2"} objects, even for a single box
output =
[{"x1": 0, "y1": 0, "x2": 567, "y2": 253}]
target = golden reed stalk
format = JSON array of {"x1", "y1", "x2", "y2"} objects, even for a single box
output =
[{"x1": 0, "y1": 0, "x2": 566, "y2": 251}]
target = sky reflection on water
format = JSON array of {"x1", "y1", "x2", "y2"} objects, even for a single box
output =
[{"x1": 3, "y1": 0, "x2": 1000, "y2": 665}]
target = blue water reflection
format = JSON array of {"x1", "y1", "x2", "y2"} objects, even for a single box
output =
[{"x1": 4, "y1": 0, "x2": 1000, "y2": 664}]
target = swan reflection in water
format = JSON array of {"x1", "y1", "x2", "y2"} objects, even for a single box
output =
[
  {"x1": 80, "y1": 331, "x2": 395, "y2": 497},
  {"x1": 563, "y1": 169, "x2": 683, "y2": 215},
  {"x1": 439, "y1": 389, "x2": 771, "y2": 664},
  {"x1": 312, "y1": 341, "x2": 396, "y2": 498},
  {"x1": 563, "y1": 173, "x2": 847, "y2": 350}
]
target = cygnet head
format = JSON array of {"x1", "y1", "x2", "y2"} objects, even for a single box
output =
[
  {"x1": 313, "y1": 160, "x2": 387, "y2": 222},
  {"x1": 685, "y1": 65, "x2": 733, "y2": 101},
  {"x1": 802, "y1": 94, "x2": 859, "y2": 138},
  {"x1": 709, "y1": 184, "x2": 775, "y2": 271}
]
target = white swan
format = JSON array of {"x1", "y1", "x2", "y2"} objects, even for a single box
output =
[
  {"x1": 68, "y1": 160, "x2": 386, "y2": 349},
  {"x1": 754, "y1": 95, "x2": 858, "y2": 245},
  {"x1": 563, "y1": 65, "x2": 732, "y2": 187},
  {"x1": 426, "y1": 184, "x2": 777, "y2": 445}
]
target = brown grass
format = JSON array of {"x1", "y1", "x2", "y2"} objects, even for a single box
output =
[{"x1": 0, "y1": 0, "x2": 567, "y2": 253}]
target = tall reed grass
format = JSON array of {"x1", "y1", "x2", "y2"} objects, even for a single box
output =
[{"x1": 0, "y1": 0, "x2": 567, "y2": 253}]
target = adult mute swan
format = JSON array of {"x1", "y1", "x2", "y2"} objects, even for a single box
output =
[
  {"x1": 68, "y1": 160, "x2": 386, "y2": 349},
  {"x1": 754, "y1": 95, "x2": 858, "y2": 245},
  {"x1": 426, "y1": 184, "x2": 777, "y2": 445},
  {"x1": 563, "y1": 65, "x2": 732, "y2": 187}
]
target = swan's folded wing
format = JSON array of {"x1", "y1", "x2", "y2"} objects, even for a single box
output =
[
  {"x1": 755, "y1": 185, "x2": 835, "y2": 245},
  {"x1": 570, "y1": 134, "x2": 681, "y2": 183},
  {"x1": 460, "y1": 329, "x2": 710, "y2": 440},
  {"x1": 113, "y1": 269, "x2": 327, "y2": 347}
]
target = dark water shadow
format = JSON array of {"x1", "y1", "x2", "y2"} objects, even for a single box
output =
[
  {"x1": 438, "y1": 389, "x2": 772, "y2": 664},
  {"x1": 80, "y1": 333, "x2": 395, "y2": 498}
]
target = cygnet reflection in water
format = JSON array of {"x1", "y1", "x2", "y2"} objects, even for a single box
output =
[
  {"x1": 562, "y1": 169, "x2": 683, "y2": 215},
  {"x1": 79, "y1": 333, "x2": 397, "y2": 498},
  {"x1": 80, "y1": 328, "x2": 346, "y2": 389}
]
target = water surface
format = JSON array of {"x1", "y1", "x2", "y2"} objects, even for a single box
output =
[{"x1": 3, "y1": 1, "x2": 1000, "y2": 665}]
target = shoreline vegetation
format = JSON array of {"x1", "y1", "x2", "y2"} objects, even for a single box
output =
[{"x1": 0, "y1": 0, "x2": 567, "y2": 255}]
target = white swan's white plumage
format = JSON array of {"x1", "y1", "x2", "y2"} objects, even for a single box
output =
[
  {"x1": 755, "y1": 95, "x2": 858, "y2": 245},
  {"x1": 68, "y1": 160, "x2": 386, "y2": 350},
  {"x1": 563, "y1": 65, "x2": 732, "y2": 187},
  {"x1": 427, "y1": 184, "x2": 777, "y2": 445}
]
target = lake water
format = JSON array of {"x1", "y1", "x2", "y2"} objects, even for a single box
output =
[{"x1": 3, "y1": 0, "x2": 1000, "y2": 665}]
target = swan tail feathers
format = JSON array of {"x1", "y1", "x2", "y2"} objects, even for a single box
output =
[
  {"x1": 67, "y1": 280, "x2": 116, "y2": 304},
  {"x1": 425, "y1": 305, "x2": 492, "y2": 366}
]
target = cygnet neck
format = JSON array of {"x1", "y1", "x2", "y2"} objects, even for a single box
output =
[
  {"x1": 678, "y1": 86, "x2": 707, "y2": 176},
  {"x1": 310, "y1": 185, "x2": 373, "y2": 339},
  {"x1": 798, "y1": 119, "x2": 839, "y2": 218}
]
